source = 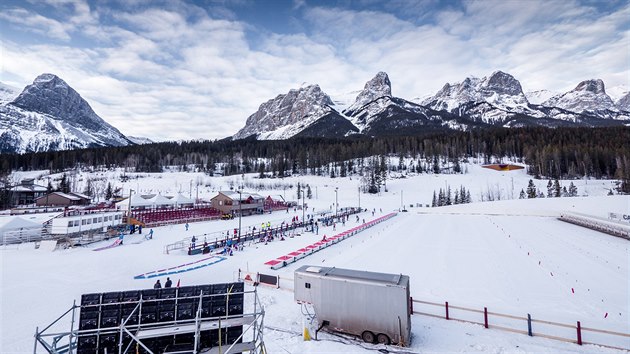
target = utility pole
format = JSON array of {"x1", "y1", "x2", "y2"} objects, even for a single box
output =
[
  {"x1": 238, "y1": 189, "x2": 242, "y2": 238},
  {"x1": 127, "y1": 189, "x2": 135, "y2": 225},
  {"x1": 334, "y1": 187, "x2": 338, "y2": 216}
]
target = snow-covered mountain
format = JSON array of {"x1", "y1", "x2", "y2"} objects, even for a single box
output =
[
  {"x1": 0, "y1": 82, "x2": 20, "y2": 105},
  {"x1": 233, "y1": 71, "x2": 629, "y2": 141},
  {"x1": 127, "y1": 136, "x2": 155, "y2": 145},
  {"x1": 422, "y1": 71, "x2": 530, "y2": 113},
  {"x1": 343, "y1": 71, "x2": 392, "y2": 117},
  {"x1": 233, "y1": 84, "x2": 358, "y2": 140},
  {"x1": 616, "y1": 92, "x2": 630, "y2": 112},
  {"x1": 542, "y1": 79, "x2": 616, "y2": 113},
  {"x1": 525, "y1": 89, "x2": 557, "y2": 105},
  {"x1": 0, "y1": 73, "x2": 132, "y2": 153}
]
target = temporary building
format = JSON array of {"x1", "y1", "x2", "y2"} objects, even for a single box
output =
[
  {"x1": 116, "y1": 194, "x2": 153, "y2": 210},
  {"x1": 172, "y1": 193, "x2": 194, "y2": 207},
  {"x1": 148, "y1": 194, "x2": 175, "y2": 208},
  {"x1": 0, "y1": 215, "x2": 43, "y2": 244}
]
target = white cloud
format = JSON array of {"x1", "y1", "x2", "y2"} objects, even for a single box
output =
[
  {"x1": 0, "y1": 8, "x2": 71, "y2": 41},
  {"x1": 0, "y1": 0, "x2": 627, "y2": 142}
]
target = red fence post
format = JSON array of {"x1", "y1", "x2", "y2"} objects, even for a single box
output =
[
  {"x1": 445, "y1": 302, "x2": 449, "y2": 320},
  {"x1": 576, "y1": 321, "x2": 582, "y2": 345},
  {"x1": 484, "y1": 307, "x2": 489, "y2": 328}
]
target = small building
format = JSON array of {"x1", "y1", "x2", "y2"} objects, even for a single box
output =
[
  {"x1": 211, "y1": 191, "x2": 264, "y2": 216},
  {"x1": 35, "y1": 192, "x2": 91, "y2": 207},
  {"x1": 482, "y1": 164, "x2": 525, "y2": 171},
  {"x1": 50, "y1": 211, "x2": 124, "y2": 235},
  {"x1": 10, "y1": 179, "x2": 47, "y2": 206},
  {"x1": 264, "y1": 195, "x2": 287, "y2": 211}
]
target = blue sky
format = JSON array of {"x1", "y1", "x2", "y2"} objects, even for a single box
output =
[{"x1": 1, "y1": 0, "x2": 628, "y2": 141}]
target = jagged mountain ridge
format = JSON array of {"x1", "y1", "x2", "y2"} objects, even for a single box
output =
[
  {"x1": 233, "y1": 84, "x2": 346, "y2": 140},
  {"x1": 0, "y1": 74, "x2": 132, "y2": 153},
  {"x1": 234, "y1": 71, "x2": 630, "y2": 141}
]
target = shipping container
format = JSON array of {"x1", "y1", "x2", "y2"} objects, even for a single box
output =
[{"x1": 294, "y1": 265, "x2": 411, "y2": 346}]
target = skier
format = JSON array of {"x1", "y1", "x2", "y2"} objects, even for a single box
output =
[
  {"x1": 185, "y1": 222, "x2": 189, "y2": 231},
  {"x1": 165, "y1": 277, "x2": 172, "y2": 288},
  {"x1": 138, "y1": 225, "x2": 143, "y2": 234},
  {"x1": 154, "y1": 280, "x2": 162, "y2": 289},
  {"x1": 191, "y1": 236, "x2": 196, "y2": 248}
]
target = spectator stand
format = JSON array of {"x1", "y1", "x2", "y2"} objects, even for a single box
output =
[{"x1": 132, "y1": 205, "x2": 222, "y2": 228}]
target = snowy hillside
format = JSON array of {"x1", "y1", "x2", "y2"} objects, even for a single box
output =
[
  {"x1": 3, "y1": 163, "x2": 629, "y2": 353},
  {"x1": 0, "y1": 74, "x2": 132, "y2": 153},
  {"x1": 0, "y1": 82, "x2": 19, "y2": 104}
]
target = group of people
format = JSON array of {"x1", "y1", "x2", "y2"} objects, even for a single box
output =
[
  {"x1": 129, "y1": 224, "x2": 143, "y2": 234},
  {"x1": 154, "y1": 277, "x2": 173, "y2": 289}
]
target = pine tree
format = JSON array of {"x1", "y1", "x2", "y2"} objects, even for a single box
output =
[
  {"x1": 453, "y1": 159, "x2": 461, "y2": 173},
  {"x1": 84, "y1": 178, "x2": 93, "y2": 197},
  {"x1": 446, "y1": 185, "x2": 452, "y2": 205},
  {"x1": 519, "y1": 189, "x2": 526, "y2": 199},
  {"x1": 306, "y1": 184, "x2": 312, "y2": 199},
  {"x1": 562, "y1": 186, "x2": 568, "y2": 197},
  {"x1": 438, "y1": 188, "x2": 445, "y2": 206},
  {"x1": 432, "y1": 156, "x2": 440, "y2": 174},
  {"x1": 432, "y1": 191, "x2": 437, "y2": 207},
  {"x1": 105, "y1": 182, "x2": 113, "y2": 200},
  {"x1": 526, "y1": 179, "x2": 537, "y2": 198},
  {"x1": 58, "y1": 174, "x2": 70, "y2": 193},
  {"x1": 553, "y1": 179, "x2": 561, "y2": 197},
  {"x1": 454, "y1": 190, "x2": 460, "y2": 204},
  {"x1": 297, "y1": 182, "x2": 301, "y2": 199},
  {"x1": 568, "y1": 182, "x2": 578, "y2": 197},
  {"x1": 466, "y1": 190, "x2": 471, "y2": 203},
  {"x1": 547, "y1": 180, "x2": 553, "y2": 198}
]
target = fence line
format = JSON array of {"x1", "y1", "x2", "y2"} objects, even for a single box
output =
[{"x1": 411, "y1": 298, "x2": 629, "y2": 351}]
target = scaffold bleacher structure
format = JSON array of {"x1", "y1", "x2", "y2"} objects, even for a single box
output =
[
  {"x1": 131, "y1": 205, "x2": 222, "y2": 228},
  {"x1": 34, "y1": 282, "x2": 265, "y2": 354}
]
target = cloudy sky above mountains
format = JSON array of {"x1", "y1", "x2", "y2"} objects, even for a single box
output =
[{"x1": 1, "y1": 0, "x2": 628, "y2": 141}]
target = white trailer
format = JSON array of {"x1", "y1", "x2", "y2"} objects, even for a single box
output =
[{"x1": 294, "y1": 265, "x2": 411, "y2": 346}]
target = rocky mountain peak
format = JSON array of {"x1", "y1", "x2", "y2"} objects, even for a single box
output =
[
  {"x1": 0, "y1": 73, "x2": 131, "y2": 153},
  {"x1": 484, "y1": 71, "x2": 524, "y2": 97},
  {"x1": 543, "y1": 78, "x2": 615, "y2": 113},
  {"x1": 11, "y1": 73, "x2": 107, "y2": 130},
  {"x1": 615, "y1": 92, "x2": 630, "y2": 111},
  {"x1": 422, "y1": 71, "x2": 528, "y2": 113},
  {"x1": 573, "y1": 79, "x2": 606, "y2": 95},
  {"x1": 233, "y1": 84, "x2": 336, "y2": 139},
  {"x1": 343, "y1": 72, "x2": 392, "y2": 116}
]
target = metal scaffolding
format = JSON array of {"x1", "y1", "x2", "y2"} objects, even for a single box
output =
[{"x1": 34, "y1": 287, "x2": 266, "y2": 354}]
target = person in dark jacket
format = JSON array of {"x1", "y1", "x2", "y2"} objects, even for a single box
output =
[
  {"x1": 154, "y1": 280, "x2": 161, "y2": 289},
  {"x1": 165, "y1": 277, "x2": 172, "y2": 288}
]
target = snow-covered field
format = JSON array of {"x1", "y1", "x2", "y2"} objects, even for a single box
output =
[{"x1": 2, "y1": 164, "x2": 629, "y2": 353}]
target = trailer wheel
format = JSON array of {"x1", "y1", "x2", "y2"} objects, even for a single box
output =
[
  {"x1": 376, "y1": 333, "x2": 391, "y2": 345},
  {"x1": 361, "y1": 331, "x2": 376, "y2": 343}
]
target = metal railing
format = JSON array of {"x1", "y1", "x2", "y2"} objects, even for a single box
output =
[{"x1": 412, "y1": 299, "x2": 630, "y2": 351}]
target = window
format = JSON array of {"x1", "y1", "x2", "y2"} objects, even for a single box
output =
[
  {"x1": 219, "y1": 200, "x2": 223, "y2": 206},
  {"x1": 93, "y1": 218, "x2": 98, "y2": 223},
  {"x1": 67, "y1": 221, "x2": 73, "y2": 227},
  {"x1": 305, "y1": 283, "x2": 311, "y2": 289},
  {"x1": 98, "y1": 217, "x2": 102, "y2": 222},
  {"x1": 74, "y1": 220, "x2": 80, "y2": 227},
  {"x1": 82, "y1": 220, "x2": 86, "y2": 225}
]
